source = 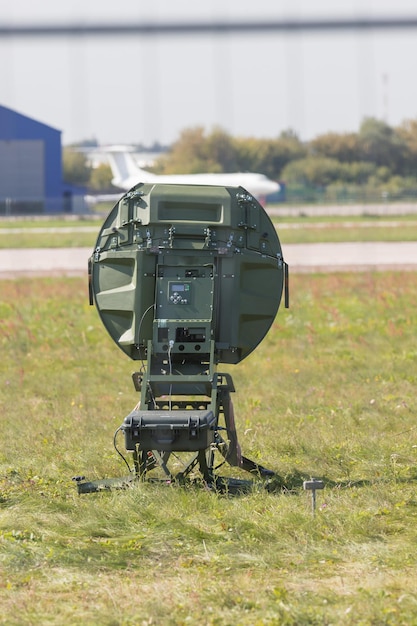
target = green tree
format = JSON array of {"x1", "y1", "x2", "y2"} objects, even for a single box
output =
[
  {"x1": 396, "y1": 118, "x2": 417, "y2": 176},
  {"x1": 62, "y1": 149, "x2": 92, "y2": 185},
  {"x1": 88, "y1": 163, "x2": 114, "y2": 191},
  {"x1": 153, "y1": 126, "x2": 305, "y2": 180},
  {"x1": 281, "y1": 157, "x2": 344, "y2": 186},
  {"x1": 154, "y1": 127, "x2": 229, "y2": 174},
  {"x1": 358, "y1": 117, "x2": 407, "y2": 173},
  {"x1": 205, "y1": 127, "x2": 238, "y2": 172},
  {"x1": 234, "y1": 131, "x2": 306, "y2": 180},
  {"x1": 309, "y1": 132, "x2": 360, "y2": 163},
  {"x1": 339, "y1": 161, "x2": 378, "y2": 184},
  {"x1": 142, "y1": 120, "x2": 417, "y2": 198}
]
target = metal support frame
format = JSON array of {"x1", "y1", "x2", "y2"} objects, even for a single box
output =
[
  {"x1": 75, "y1": 371, "x2": 276, "y2": 494},
  {"x1": 78, "y1": 182, "x2": 287, "y2": 493},
  {"x1": 127, "y1": 343, "x2": 275, "y2": 485}
]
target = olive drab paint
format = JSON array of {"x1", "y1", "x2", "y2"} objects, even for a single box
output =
[{"x1": 89, "y1": 183, "x2": 285, "y2": 365}]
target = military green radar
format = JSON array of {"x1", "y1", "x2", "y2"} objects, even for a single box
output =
[{"x1": 79, "y1": 183, "x2": 288, "y2": 492}]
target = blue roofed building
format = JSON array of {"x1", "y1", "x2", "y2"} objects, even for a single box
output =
[{"x1": 0, "y1": 104, "x2": 76, "y2": 214}]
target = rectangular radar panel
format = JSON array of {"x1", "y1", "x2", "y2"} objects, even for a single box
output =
[
  {"x1": 154, "y1": 264, "x2": 214, "y2": 355},
  {"x1": 156, "y1": 266, "x2": 213, "y2": 321}
]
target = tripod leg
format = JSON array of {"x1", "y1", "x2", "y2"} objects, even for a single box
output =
[
  {"x1": 220, "y1": 389, "x2": 242, "y2": 467},
  {"x1": 152, "y1": 450, "x2": 173, "y2": 480},
  {"x1": 197, "y1": 449, "x2": 214, "y2": 483},
  {"x1": 218, "y1": 390, "x2": 276, "y2": 478}
]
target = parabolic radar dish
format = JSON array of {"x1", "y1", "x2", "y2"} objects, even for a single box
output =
[{"x1": 89, "y1": 183, "x2": 287, "y2": 366}]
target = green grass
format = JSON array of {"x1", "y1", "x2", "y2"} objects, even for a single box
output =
[
  {"x1": 0, "y1": 217, "x2": 102, "y2": 249},
  {"x1": 1, "y1": 273, "x2": 417, "y2": 624},
  {"x1": 0, "y1": 232, "x2": 97, "y2": 248},
  {"x1": 0, "y1": 218, "x2": 102, "y2": 228},
  {"x1": 1, "y1": 214, "x2": 417, "y2": 248},
  {"x1": 273, "y1": 217, "x2": 417, "y2": 244}
]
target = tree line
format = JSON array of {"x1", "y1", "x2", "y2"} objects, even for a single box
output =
[{"x1": 64, "y1": 117, "x2": 417, "y2": 202}]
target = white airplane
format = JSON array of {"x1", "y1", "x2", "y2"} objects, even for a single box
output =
[{"x1": 105, "y1": 147, "x2": 280, "y2": 201}]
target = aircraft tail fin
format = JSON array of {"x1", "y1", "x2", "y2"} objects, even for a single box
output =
[{"x1": 106, "y1": 149, "x2": 152, "y2": 188}]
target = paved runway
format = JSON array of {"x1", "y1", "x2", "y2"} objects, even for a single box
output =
[{"x1": 0, "y1": 242, "x2": 416, "y2": 278}]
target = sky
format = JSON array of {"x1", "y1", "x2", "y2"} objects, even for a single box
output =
[{"x1": 1, "y1": 0, "x2": 417, "y2": 147}]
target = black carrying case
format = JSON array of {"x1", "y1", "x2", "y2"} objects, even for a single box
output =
[{"x1": 122, "y1": 409, "x2": 217, "y2": 451}]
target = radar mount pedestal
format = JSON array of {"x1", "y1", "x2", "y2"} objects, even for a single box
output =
[{"x1": 77, "y1": 183, "x2": 288, "y2": 493}]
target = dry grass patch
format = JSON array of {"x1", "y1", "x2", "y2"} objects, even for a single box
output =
[{"x1": 1, "y1": 273, "x2": 417, "y2": 624}]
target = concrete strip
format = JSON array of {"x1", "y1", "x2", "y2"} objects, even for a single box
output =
[
  {"x1": 0, "y1": 242, "x2": 416, "y2": 278},
  {"x1": 284, "y1": 241, "x2": 417, "y2": 269},
  {"x1": 0, "y1": 247, "x2": 91, "y2": 277}
]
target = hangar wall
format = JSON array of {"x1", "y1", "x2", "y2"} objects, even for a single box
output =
[
  {"x1": 0, "y1": 140, "x2": 44, "y2": 197},
  {"x1": 0, "y1": 104, "x2": 63, "y2": 214}
]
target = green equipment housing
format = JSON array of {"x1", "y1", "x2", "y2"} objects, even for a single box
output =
[{"x1": 82, "y1": 182, "x2": 288, "y2": 491}]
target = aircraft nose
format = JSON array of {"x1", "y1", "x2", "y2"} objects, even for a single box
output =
[{"x1": 268, "y1": 181, "x2": 280, "y2": 193}]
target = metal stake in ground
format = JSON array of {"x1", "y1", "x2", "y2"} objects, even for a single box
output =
[{"x1": 303, "y1": 478, "x2": 325, "y2": 515}]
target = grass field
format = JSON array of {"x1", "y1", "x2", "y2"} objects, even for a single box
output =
[
  {"x1": 1, "y1": 214, "x2": 417, "y2": 248},
  {"x1": 1, "y1": 272, "x2": 417, "y2": 625},
  {"x1": 276, "y1": 218, "x2": 417, "y2": 244}
]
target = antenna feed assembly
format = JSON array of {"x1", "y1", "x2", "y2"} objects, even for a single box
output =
[{"x1": 84, "y1": 182, "x2": 288, "y2": 492}]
